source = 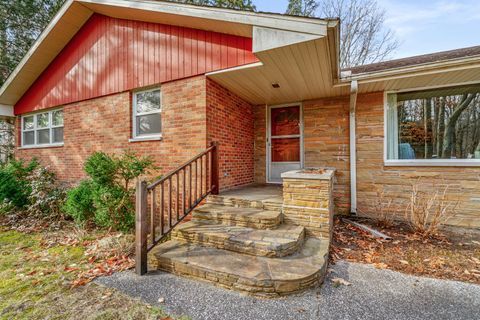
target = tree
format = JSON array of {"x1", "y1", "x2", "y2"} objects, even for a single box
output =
[
  {"x1": 285, "y1": 0, "x2": 319, "y2": 17},
  {"x1": 319, "y1": 0, "x2": 399, "y2": 68},
  {"x1": 0, "y1": 118, "x2": 14, "y2": 163},
  {"x1": 285, "y1": 0, "x2": 399, "y2": 68},
  {"x1": 171, "y1": 0, "x2": 256, "y2": 10},
  {"x1": 0, "y1": 0, "x2": 65, "y2": 86}
]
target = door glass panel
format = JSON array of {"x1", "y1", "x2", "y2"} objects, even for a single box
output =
[
  {"x1": 271, "y1": 138, "x2": 300, "y2": 162},
  {"x1": 271, "y1": 106, "x2": 300, "y2": 136}
]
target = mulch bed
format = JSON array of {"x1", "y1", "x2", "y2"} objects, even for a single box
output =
[{"x1": 331, "y1": 217, "x2": 480, "y2": 284}]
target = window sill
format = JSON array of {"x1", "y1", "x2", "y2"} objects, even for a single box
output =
[
  {"x1": 384, "y1": 160, "x2": 480, "y2": 167},
  {"x1": 18, "y1": 144, "x2": 64, "y2": 150},
  {"x1": 129, "y1": 136, "x2": 162, "y2": 143}
]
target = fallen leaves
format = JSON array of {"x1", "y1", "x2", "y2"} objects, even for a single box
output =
[
  {"x1": 331, "y1": 218, "x2": 480, "y2": 285},
  {"x1": 331, "y1": 277, "x2": 352, "y2": 287}
]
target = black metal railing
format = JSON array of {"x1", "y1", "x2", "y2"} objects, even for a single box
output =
[{"x1": 135, "y1": 142, "x2": 219, "y2": 275}]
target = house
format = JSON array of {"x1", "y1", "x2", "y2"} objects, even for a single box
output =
[{"x1": 1, "y1": 0, "x2": 480, "y2": 296}]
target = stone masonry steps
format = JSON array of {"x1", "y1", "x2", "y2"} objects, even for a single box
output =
[
  {"x1": 192, "y1": 204, "x2": 282, "y2": 230},
  {"x1": 172, "y1": 221, "x2": 305, "y2": 257},
  {"x1": 207, "y1": 194, "x2": 283, "y2": 212},
  {"x1": 150, "y1": 237, "x2": 329, "y2": 298}
]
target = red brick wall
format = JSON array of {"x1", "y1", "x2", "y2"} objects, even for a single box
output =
[
  {"x1": 206, "y1": 78, "x2": 254, "y2": 191},
  {"x1": 16, "y1": 75, "x2": 255, "y2": 192},
  {"x1": 16, "y1": 76, "x2": 208, "y2": 184}
]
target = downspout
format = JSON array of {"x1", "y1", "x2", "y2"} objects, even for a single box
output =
[{"x1": 349, "y1": 80, "x2": 358, "y2": 214}]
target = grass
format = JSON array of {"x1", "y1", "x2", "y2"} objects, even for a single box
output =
[{"x1": 0, "y1": 226, "x2": 174, "y2": 320}]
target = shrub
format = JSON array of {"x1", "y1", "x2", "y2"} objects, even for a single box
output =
[
  {"x1": 404, "y1": 181, "x2": 459, "y2": 237},
  {"x1": 0, "y1": 159, "x2": 39, "y2": 210},
  {"x1": 63, "y1": 180, "x2": 96, "y2": 225},
  {"x1": 26, "y1": 166, "x2": 66, "y2": 218},
  {"x1": 65, "y1": 150, "x2": 154, "y2": 231}
]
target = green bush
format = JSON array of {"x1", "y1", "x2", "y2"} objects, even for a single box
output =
[
  {"x1": 64, "y1": 150, "x2": 154, "y2": 232},
  {"x1": 0, "y1": 159, "x2": 39, "y2": 210},
  {"x1": 63, "y1": 180, "x2": 95, "y2": 225}
]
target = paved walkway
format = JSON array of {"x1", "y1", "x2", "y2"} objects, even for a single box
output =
[{"x1": 96, "y1": 261, "x2": 480, "y2": 320}]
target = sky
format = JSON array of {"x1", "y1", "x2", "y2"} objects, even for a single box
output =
[{"x1": 254, "y1": 0, "x2": 480, "y2": 59}]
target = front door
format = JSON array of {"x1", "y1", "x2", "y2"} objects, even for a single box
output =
[{"x1": 267, "y1": 104, "x2": 304, "y2": 183}]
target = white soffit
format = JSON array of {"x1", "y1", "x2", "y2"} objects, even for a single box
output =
[{"x1": 253, "y1": 26, "x2": 324, "y2": 53}]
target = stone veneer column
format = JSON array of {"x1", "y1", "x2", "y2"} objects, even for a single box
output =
[{"x1": 281, "y1": 169, "x2": 336, "y2": 239}]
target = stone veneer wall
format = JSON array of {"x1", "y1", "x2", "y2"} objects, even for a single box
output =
[
  {"x1": 282, "y1": 169, "x2": 335, "y2": 238},
  {"x1": 356, "y1": 92, "x2": 480, "y2": 228},
  {"x1": 253, "y1": 99, "x2": 350, "y2": 214},
  {"x1": 254, "y1": 92, "x2": 480, "y2": 228}
]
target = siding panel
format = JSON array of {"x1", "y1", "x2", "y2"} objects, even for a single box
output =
[{"x1": 15, "y1": 14, "x2": 258, "y2": 114}]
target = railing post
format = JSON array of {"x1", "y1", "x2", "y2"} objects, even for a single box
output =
[
  {"x1": 211, "y1": 141, "x2": 219, "y2": 195},
  {"x1": 135, "y1": 180, "x2": 148, "y2": 275}
]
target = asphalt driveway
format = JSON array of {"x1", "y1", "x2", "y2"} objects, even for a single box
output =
[{"x1": 96, "y1": 261, "x2": 480, "y2": 320}]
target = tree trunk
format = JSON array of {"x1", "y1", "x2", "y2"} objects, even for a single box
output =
[
  {"x1": 442, "y1": 94, "x2": 476, "y2": 158},
  {"x1": 437, "y1": 99, "x2": 446, "y2": 158}
]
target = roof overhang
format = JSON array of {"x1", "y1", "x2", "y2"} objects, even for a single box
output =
[
  {"x1": 340, "y1": 55, "x2": 480, "y2": 94},
  {"x1": 0, "y1": 0, "x2": 336, "y2": 107}
]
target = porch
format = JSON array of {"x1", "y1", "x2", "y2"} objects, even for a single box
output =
[{"x1": 137, "y1": 152, "x2": 337, "y2": 296}]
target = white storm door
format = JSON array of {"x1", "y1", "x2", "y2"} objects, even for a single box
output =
[{"x1": 267, "y1": 104, "x2": 304, "y2": 183}]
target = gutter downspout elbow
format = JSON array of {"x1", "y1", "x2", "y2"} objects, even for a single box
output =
[{"x1": 349, "y1": 80, "x2": 358, "y2": 215}]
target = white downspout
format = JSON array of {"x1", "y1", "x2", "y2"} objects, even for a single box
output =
[{"x1": 349, "y1": 80, "x2": 358, "y2": 214}]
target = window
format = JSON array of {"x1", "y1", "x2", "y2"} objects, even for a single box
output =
[
  {"x1": 21, "y1": 109, "x2": 64, "y2": 147},
  {"x1": 386, "y1": 85, "x2": 480, "y2": 164},
  {"x1": 132, "y1": 88, "x2": 161, "y2": 140}
]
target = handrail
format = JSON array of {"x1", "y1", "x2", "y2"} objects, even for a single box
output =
[
  {"x1": 135, "y1": 142, "x2": 219, "y2": 275},
  {"x1": 147, "y1": 145, "x2": 216, "y2": 190}
]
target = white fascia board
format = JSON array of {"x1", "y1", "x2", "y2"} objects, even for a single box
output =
[
  {"x1": 78, "y1": 0, "x2": 328, "y2": 36},
  {"x1": 252, "y1": 26, "x2": 324, "y2": 53},
  {"x1": 0, "y1": 105, "x2": 14, "y2": 117}
]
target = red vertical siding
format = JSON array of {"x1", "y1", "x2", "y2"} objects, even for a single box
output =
[{"x1": 15, "y1": 14, "x2": 259, "y2": 115}]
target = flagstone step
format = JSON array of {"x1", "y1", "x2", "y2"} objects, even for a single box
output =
[
  {"x1": 207, "y1": 194, "x2": 283, "y2": 212},
  {"x1": 172, "y1": 221, "x2": 305, "y2": 257},
  {"x1": 192, "y1": 204, "x2": 282, "y2": 229},
  {"x1": 151, "y1": 238, "x2": 329, "y2": 298}
]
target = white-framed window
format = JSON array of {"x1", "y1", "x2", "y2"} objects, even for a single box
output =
[
  {"x1": 21, "y1": 109, "x2": 64, "y2": 148},
  {"x1": 132, "y1": 88, "x2": 162, "y2": 140},
  {"x1": 385, "y1": 84, "x2": 480, "y2": 166}
]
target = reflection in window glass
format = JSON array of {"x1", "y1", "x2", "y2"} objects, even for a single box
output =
[
  {"x1": 133, "y1": 89, "x2": 161, "y2": 138},
  {"x1": 21, "y1": 109, "x2": 64, "y2": 147},
  {"x1": 387, "y1": 85, "x2": 480, "y2": 160}
]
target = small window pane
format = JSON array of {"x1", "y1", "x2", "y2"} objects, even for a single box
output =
[
  {"x1": 23, "y1": 116, "x2": 34, "y2": 130},
  {"x1": 271, "y1": 138, "x2": 300, "y2": 162},
  {"x1": 52, "y1": 110, "x2": 63, "y2": 126},
  {"x1": 37, "y1": 113, "x2": 49, "y2": 128},
  {"x1": 37, "y1": 129, "x2": 50, "y2": 144},
  {"x1": 136, "y1": 114, "x2": 161, "y2": 136},
  {"x1": 52, "y1": 127, "x2": 63, "y2": 143},
  {"x1": 23, "y1": 131, "x2": 34, "y2": 145},
  {"x1": 271, "y1": 106, "x2": 300, "y2": 136},
  {"x1": 136, "y1": 90, "x2": 160, "y2": 114}
]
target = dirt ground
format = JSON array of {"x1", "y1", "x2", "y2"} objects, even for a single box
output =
[{"x1": 332, "y1": 217, "x2": 480, "y2": 284}]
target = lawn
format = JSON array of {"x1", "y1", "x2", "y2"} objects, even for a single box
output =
[{"x1": 0, "y1": 223, "x2": 175, "y2": 320}]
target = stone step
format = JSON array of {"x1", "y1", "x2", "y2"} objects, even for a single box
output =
[
  {"x1": 150, "y1": 238, "x2": 329, "y2": 298},
  {"x1": 172, "y1": 221, "x2": 305, "y2": 257},
  {"x1": 207, "y1": 194, "x2": 283, "y2": 212},
  {"x1": 192, "y1": 204, "x2": 282, "y2": 229}
]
